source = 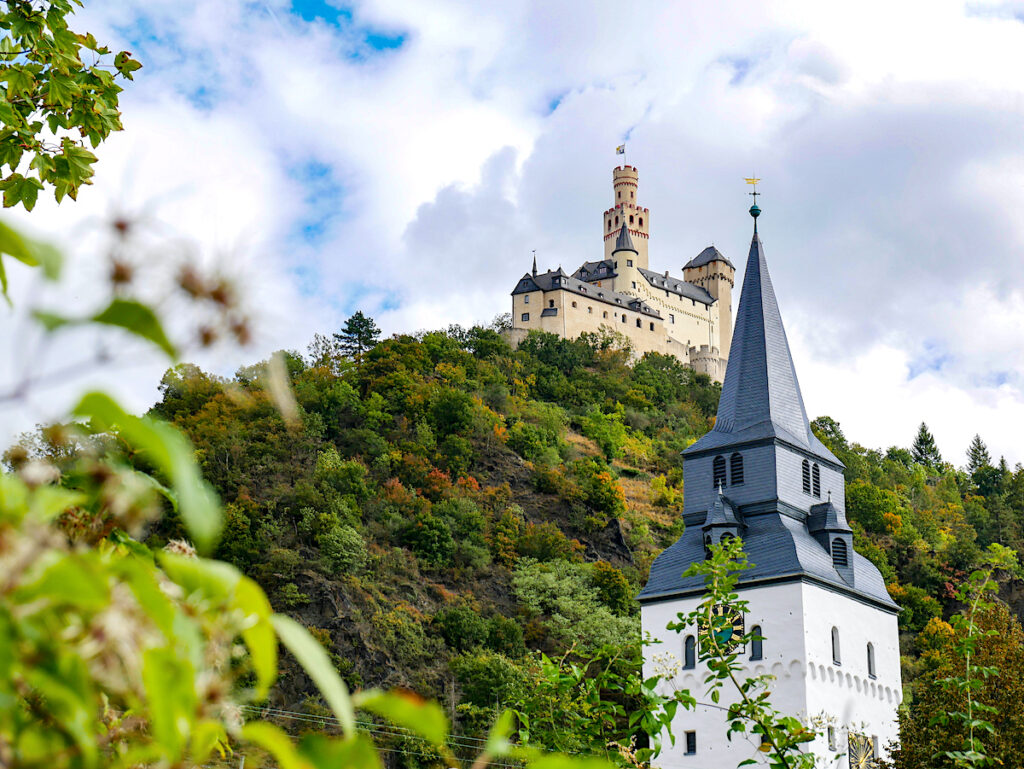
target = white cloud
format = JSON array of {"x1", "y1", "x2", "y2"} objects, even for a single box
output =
[{"x1": 2, "y1": 0, "x2": 1023, "y2": 465}]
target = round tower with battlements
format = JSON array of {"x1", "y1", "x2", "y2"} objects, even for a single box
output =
[{"x1": 603, "y1": 166, "x2": 650, "y2": 269}]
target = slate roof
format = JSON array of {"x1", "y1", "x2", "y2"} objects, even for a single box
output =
[
  {"x1": 512, "y1": 269, "x2": 662, "y2": 318},
  {"x1": 638, "y1": 510, "x2": 898, "y2": 611},
  {"x1": 638, "y1": 267, "x2": 714, "y2": 306},
  {"x1": 572, "y1": 261, "x2": 617, "y2": 282},
  {"x1": 685, "y1": 231, "x2": 839, "y2": 465},
  {"x1": 684, "y1": 245, "x2": 735, "y2": 270},
  {"x1": 613, "y1": 221, "x2": 637, "y2": 253}
]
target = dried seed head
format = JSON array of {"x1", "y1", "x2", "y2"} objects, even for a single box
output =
[
  {"x1": 110, "y1": 260, "x2": 134, "y2": 285},
  {"x1": 198, "y1": 326, "x2": 218, "y2": 347},
  {"x1": 164, "y1": 539, "x2": 197, "y2": 558},
  {"x1": 208, "y1": 280, "x2": 234, "y2": 308},
  {"x1": 230, "y1": 318, "x2": 251, "y2": 346},
  {"x1": 178, "y1": 266, "x2": 206, "y2": 299}
]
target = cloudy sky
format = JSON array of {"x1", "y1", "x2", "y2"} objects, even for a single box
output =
[{"x1": 2, "y1": 0, "x2": 1024, "y2": 465}]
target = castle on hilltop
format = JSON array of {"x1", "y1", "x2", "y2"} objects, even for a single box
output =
[{"x1": 508, "y1": 165, "x2": 735, "y2": 382}]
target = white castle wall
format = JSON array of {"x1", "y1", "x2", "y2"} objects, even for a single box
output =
[{"x1": 641, "y1": 580, "x2": 900, "y2": 769}]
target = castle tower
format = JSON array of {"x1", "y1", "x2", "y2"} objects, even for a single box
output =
[
  {"x1": 684, "y1": 246, "x2": 735, "y2": 363},
  {"x1": 603, "y1": 166, "x2": 649, "y2": 269},
  {"x1": 640, "y1": 205, "x2": 901, "y2": 768}
]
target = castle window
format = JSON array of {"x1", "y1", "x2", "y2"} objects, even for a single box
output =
[
  {"x1": 639, "y1": 217, "x2": 643, "y2": 226},
  {"x1": 636, "y1": 318, "x2": 641, "y2": 328},
  {"x1": 621, "y1": 315, "x2": 626, "y2": 323},
  {"x1": 607, "y1": 219, "x2": 612, "y2": 230},
  {"x1": 524, "y1": 295, "x2": 529, "y2": 304},
  {"x1": 684, "y1": 732, "x2": 697, "y2": 755},
  {"x1": 614, "y1": 216, "x2": 619, "y2": 225},
  {"x1": 649, "y1": 322, "x2": 654, "y2": 331},
  {"x1": 832, "y1": 627, "x2": 841, "y2": 665},
  {"x1": 614, "y1": 261, "x2": 617, "y2": 268},
  {"x1": 548, "y1": 299, "x2": 555, "y2": 308},
  {"x1": 802, "y1": 459, "x2": 811, "y2": 494},
  {"x1": 629, "y1": 215, "x2": 634, "y2": 224},
  {"x1": 603, "y1": 311, "x2": 608, "y2": 318},
  {"x1": 627, "y1": 259, "x2": 633, "y2": 267},
  {"x1": 713, "y1": 455, "x2": 727, "y2": 488},
  {"x1": 750, "y1": 625, "x2": 763, "y2": 660},
  {"x1": 588, "y1": 306, "x2": 592, "y2": 313},
  {"x1": 867, "y1": 642, "x2": 876, "y2": 679},
  {"x1": 617, "y1": 191, "x2": 621, "y2": 199},
  {"x1": 670, "y1": 314, "x2": 675, "y2": 324},
  {"x1": 521, "y1": 313, "x2": 529, "y2": 322},
  {"x1": 832, "y1": 538, "x2": 848, "y2": 568},
  {"x1": 630, "y1": 190, "x2": 634, "y2": 198},
  {"x1": 632, "y1": 281, "x2": 637, "y2": 288},
  {"x1": 812, "y1": 463, "x2": 821, "y2": 497},
  {"x1": 684, "y1": 635, "x2": 696, "y2": 669},
  {"x1": 571, "y1": 301, "x2": 577, "y2": 308},
  {"x1": 730, "y1": 453, "x2": 744, "y2": 485},
  {"x1": 665, "y1": 290, "x2": 669, "y2": 298}
]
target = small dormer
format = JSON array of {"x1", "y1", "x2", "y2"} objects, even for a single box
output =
[
  {"x1": 702, "y1": 486, "x2": 743, "y2": 558},
  {"x1": 808, "y1": 495, "x2": 854, "y2": 585}
]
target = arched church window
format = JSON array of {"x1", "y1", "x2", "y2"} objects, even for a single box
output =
[
  {"x1": 832, "y1": 538, "x2": 848, "y2": 568},
  {"x1": 712, "y1": 456, "x2": 726, "y2": 488},
  {"x1": 867, "y1": 642, "x2": 876, "y2": 679},
  {"x1": 730, "y1": 453, "x2": 744, "y2": 485},
  {"x1": 802, "y1": 459, "x2": 811, "y2": 494},
  {"x1": 831, "y1": 627, "x2": 841, "y2": 665},
  {"x1": 812, "y1": 463, "x2": 821, "y2": 497},
  {"x1": 750, "y1": 625, "x2": 763, "y2": 660},
  {"x1": 684, "y1": 635, "x2": 696, "y2": 669}
]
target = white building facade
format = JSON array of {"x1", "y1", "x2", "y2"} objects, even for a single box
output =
[{"x1": 639, "y1": 205, "x2": 902, "y2": 768}]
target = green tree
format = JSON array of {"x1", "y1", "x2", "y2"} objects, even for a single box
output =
[
  {"x1": 0, "y1": 0, "x2": 140, "y2": 212},
  {"x1": 912, "y1": 422, "x2": 943, "y2": 470},
  {"x1": 334, "y1": 310, "x2": 381, "y2": 357},
  {"x1": 966, "y1": 434, "x2": 992, "y2": 476}
]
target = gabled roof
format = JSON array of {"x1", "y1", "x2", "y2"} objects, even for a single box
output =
[
  {"x1": 514, "y1": 268, "x2": 662, "y2": 318},
  {"x1": 703, "y1": 491, "x2": 740, "y2": 528},
  {"x1": 638, "y1": 267, "x2": 714, "y2": 306},
  {"x1": 684, "y1": 245, "x2": 734, "y2": 270},
  {"x1": 612, "y1": 221, "x2": 637, "y2": 253},
  {"x1": 685, "y1": 229, "x2": 839, "y2": 465},
  {"x1": 573, "y1": 260, "x2": 617, "y2": 282}
]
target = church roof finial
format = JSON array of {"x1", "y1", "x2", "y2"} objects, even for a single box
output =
[
  {"x1": 745, "y1": 176, "x2": 761, "y2": 231},
  {"x1": 612, "y1": 220, "x2": 637, "y2": 254}
]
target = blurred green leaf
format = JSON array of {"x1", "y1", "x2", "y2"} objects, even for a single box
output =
[
  {"x1": 73, "y1": 391, "x2": 222, "y2": 552},
  {"x1": 354, "y1": 688, "x2": 448, "y2": 745},
  {"x1": 299, "y1": 733, "x2": 382, "y2": 769},
  {"x1": 242, "y1": 722, "x2": 313, "y2": 769},
  {"x1": 143, "y1": 647, "x2": 196, "y2": 760},
  {"x1": 271, "y1": 614, "x2": 355, "y2": 733},
  {"x1": 0, "y1": 219, "x2": 61, "y2": 298},
  {"x1": 233, "y1": 575, "x2": 277, "y2": 700},
  {"x1": 16, "y1": 553, "x2": 108, "y2": 610},
  {"x1": 92, "y1": 298, "x2": 177, "y2": 358}
]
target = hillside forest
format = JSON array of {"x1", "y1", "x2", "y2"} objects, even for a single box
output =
[{"x1": 9, "y1": 315, "x2": 1024, "y2": 767}]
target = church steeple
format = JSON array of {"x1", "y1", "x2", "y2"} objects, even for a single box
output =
[{"x1": 687, "y1": 208, "x2": 837, "y2": 464}]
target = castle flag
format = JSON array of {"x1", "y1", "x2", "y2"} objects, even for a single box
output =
[{"x1": 616, "y1": 144, "x2": 625, "y2": 154}]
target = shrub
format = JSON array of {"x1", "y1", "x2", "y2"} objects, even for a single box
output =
[
  {"x1": 581, "y1": 405, "x2": 628, "y2": 460},
  {"x1": 277, "y1": 582, "x2": 311, "y2": 608},
  {"x1": 451, "y1": 651, "x2": 527, "y2": 708},
  {"x1": 434, "y1": 606, "x2": 489, "y2": 652},
  {"x1": 568, "y1": 458, "x2": 626, "y2": 531},
  {"x1": 590, "y1": 561, "x2": 634, "y2": 616},
  {"x1": 486, "y1": 616, "x2": 526, "y2": 658},
  {"x1": 516, "y1": 521, "x2": 583, "y2": 562},
  {"x1": 317, "y1": 524, "x2": 368, "y2": 573},
  {"x1": 399, "y1": 511, "x2": 455, "y2": 566}
]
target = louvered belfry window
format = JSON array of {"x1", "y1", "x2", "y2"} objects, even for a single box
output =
[
  {"x1": 802, "y1": 459, "x2": 811, "y2": 493},
  {"x1": 832, "y1": 538, "x2": 849, "y2": 568},
  {"x1": 713, "y1": 455, "x2": 727, "y2": 489},
  {"x1": 730, "y1": 453, "x2": 744, "y2": 485},
  {"x1": 812, "y1": 463, "x2": 821, "y2": 498}
]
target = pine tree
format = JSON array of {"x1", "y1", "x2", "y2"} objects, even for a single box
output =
[
  {"x1": 967, "y1": 434, "x2": 992, "y2": 475},
  {"x1": 911, "y1": 422, "x2": 943, "y2": 470},
  {"x1": 333, "y1": 311, "x2": 381, "y2": 357}
]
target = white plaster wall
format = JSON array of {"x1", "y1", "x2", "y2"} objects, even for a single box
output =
[{"x1": 641, "y1": 580, "x2": 901, "y2": 768}]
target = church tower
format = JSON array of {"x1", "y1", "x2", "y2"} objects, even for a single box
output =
[
  {"x1": 640, "y1": 204, "x2": 901, "y2": 768},
  {"x1": 603, "y1": 166, "x2": 650, "y2": 269}
]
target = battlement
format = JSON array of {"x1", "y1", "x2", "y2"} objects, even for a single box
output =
[
  {"x1": 613, "y1": 165, "x2": 638, "y2": 176},
  {"x1": 604, "y1": 204, "x2": 650, "y2": 215}
]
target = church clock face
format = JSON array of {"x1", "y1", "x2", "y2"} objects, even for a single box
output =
[
  {"x1": 848, "y1": 733, "x2": 878, "y2": 769},
  {"x1": 706, "y1": 605, "x2": 745, "y2": 650}
]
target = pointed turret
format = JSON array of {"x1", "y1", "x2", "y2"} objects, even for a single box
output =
[
  {"x1": 532, "y1": 252, "x2": 537, "y2": 276},
  {"x1": 612, "y1": 220, "x2": 637, "y2": 254},
  {"x1": 686, "y1": 210, "x2": 837, "y2": 463}
]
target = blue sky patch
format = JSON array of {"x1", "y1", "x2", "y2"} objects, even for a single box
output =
[
  {"x1": 289, "y1": 0, "x2": 406, "y2": 57},
  {"x1": 288, "y1": 159, "x2": 346, "y2": 247},
  {"x1": 908, "y1": 341, "x2": 952, "y2": 379}
]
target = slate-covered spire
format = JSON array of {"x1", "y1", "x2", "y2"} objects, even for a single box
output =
[
  {"x1": 689, "y1": 209, "x2": 837, "y2": 462},
  {"x1": 612, "y1": 220, "x2": 637, "y2": 254}
]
